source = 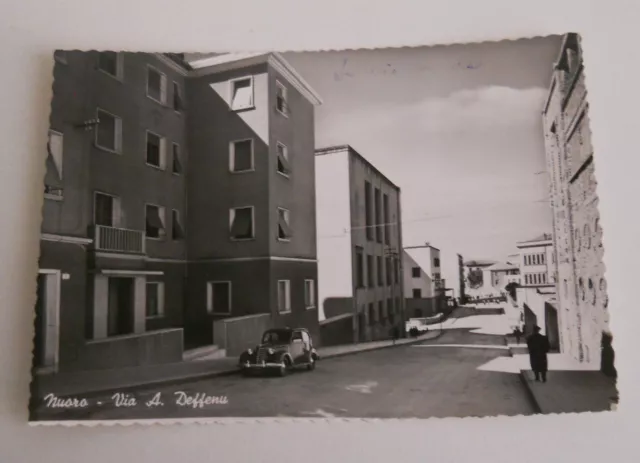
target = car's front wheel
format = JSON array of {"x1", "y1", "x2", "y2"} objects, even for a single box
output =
[
  {"x1": 307, "y1": 358, "x2": 316, "y2": 371},
  {"x1": 278, "y1": 357, "x2": 291, "y2": 377}
]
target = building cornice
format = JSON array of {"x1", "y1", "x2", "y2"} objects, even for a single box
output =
[
  {"x1": 41, "y1": 233, "x2": 93, "y2": 245},
  {"x1": 154, "y1": 53, "x2": 189, "y2": 76},
  {"x1": 515, "y1": 240, "x2": 553, "y2": 249},
  {"x1": 187, "y1": 52, "x2": 323, "y2": 106}
]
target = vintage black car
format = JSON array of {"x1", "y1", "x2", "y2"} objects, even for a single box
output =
[{"x1": 238, "y1": 327, "x2": 319, "y2": 376}]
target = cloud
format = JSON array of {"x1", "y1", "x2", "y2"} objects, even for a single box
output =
[{"x1": 415, "y1": 86, "x2": 548, "y2": 134}]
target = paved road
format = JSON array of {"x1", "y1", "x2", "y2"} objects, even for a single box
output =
[{"x1": 34, "y1": 327, "x2": 535, "y2": 421}]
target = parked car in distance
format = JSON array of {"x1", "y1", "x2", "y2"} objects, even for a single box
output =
[{"x1": 238, "y1": 327, "x2": 320, "y2": 376}]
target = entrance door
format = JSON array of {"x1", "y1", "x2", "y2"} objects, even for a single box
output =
[
  {"x1": 34, "y1": 271, "x2": 60, "y2": 371},
  {"x1": 107, "y1": 277, "x2": 134, "y2": 336},
  {"x1": 545, "y1": 304, "x2": 560, "y2": 352}
]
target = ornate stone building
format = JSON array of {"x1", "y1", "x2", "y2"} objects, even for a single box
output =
[{"x1": 542, "y1": 33, "x2": 609, "y2": 368}]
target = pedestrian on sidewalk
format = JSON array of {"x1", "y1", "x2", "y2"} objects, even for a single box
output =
[
  {"x1": 391, "y1": 325, "x2": 400, "y2": 345},
  {"x1": 526, "y1": 325, "x2": 550, "y2": 382},
  {"x1": 513, "y1": 327, "x2": 522, "y2": 345}
]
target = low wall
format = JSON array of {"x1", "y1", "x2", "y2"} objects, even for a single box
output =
[
  {"x1": 213, "y1": 313, "x2": 272, "y2": 357},
  {"x1": 320, "y1": 313, "x2": 354, "y2": 347},
  {"x1": 79, "y1": 328, "x2": 184, "y2": 370},
  {"x1": 405, "y1": 297, "x2": 438, "y2": 318}
]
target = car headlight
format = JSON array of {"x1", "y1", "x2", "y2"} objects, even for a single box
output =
[
  {"x1": 247, "y1": 349, "x2": 253, "y2": 355},
  {"x1": 267, "y1": 348, "x2": 275, "y2": 355}
]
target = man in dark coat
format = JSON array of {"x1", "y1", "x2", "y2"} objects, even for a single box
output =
[{"x1": 526, "y1": 325, "x2": 550, "y2": 382}]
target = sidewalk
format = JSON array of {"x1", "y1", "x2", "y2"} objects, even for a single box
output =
[
  {"x1": 520, "y1": 369, "x2": 617, "y2": 414},
  {"x1": 34, "y1": 329, "x2": 441, "y2": 399}
]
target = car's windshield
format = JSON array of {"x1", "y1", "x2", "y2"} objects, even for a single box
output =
[{"x1": 261, "y1": 329, "x2": 292, "y2": 345}]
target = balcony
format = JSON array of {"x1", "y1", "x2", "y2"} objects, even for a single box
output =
[{"x1": 93, "y1": 225, "x2": 146, "y2": 254}]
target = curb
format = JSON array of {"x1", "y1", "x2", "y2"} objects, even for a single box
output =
[
  {"x1": 44, "y1": 330, "x2": 445, "y2": 400},
  {"x1": 518, "y1": 369, "x2": 543, "y2": 414}
]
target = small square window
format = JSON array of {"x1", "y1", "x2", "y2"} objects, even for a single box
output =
[
  {"x1": 230, "y1": 77, "x2": 254, "y2": 111},
  {"x1": 278, "y1": 207, "x2": 292, "y2": 241},
  {"x1": 412, "y1": 288, "x2": 422, "y2": 299},
  {"x1": 230, "y1": 207, "x2": 254, "y2": 240},
  {"x1": 276, "y1": 81, "x2": 288, "y2": 115},
  {"x1": 230, "y1": 139, "x2": 253, "y2": 172},
  {"x1": 277, "y1": 142, "x2": 291, "y2": 176},
  {"x1": 146, "y1": 204, "x2": 166, "y2": 239},
  {"x1": 98, "y1": 52, "x2": 122, "y2": 79},
  {"x1": 147, "y1": 67, "x2": 167, "y2": 104},
  {"x1": 277, "y1": 280, "x2": 291, "y2": 313},
  {"x1": 146, "y1": 132, "x2": 166, "y2": 169},
  {"x1": 304, "y1": 280, "x2": 315, "y2": 309},
  {"x1": 95, "y1": 109, "x2": 122, "y2": 153},
  {"x1": 411, "y1": 267, "x2": 420, "y2": 278},
  {"x1": 146, "y1": 282, "x2": 165, "y2": 318},
  {"x1": 207, "y1": 281, "x2": 232, "y2": 315}
]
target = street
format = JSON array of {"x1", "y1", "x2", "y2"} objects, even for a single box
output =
[{"x1": 34, "y1": 319, "x2": 536, "y2": 421}]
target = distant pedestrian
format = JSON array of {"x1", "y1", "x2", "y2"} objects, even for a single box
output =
[
  {"x1": 513, "y1": 327, "x2": 522, "y2": 344},
  {"x1": 527, "y1": 325, "x2": 550, "y2": 382},
  {"x1": 391, "y1": 325, "x2": 400, "y2": 345}
]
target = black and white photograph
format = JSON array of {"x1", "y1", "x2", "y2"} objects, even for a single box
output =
[{"x1": 30, "y1": 33, "x2": 617, "y2": 423}]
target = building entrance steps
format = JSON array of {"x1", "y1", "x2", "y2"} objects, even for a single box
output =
[
  {"x1": 34, "y1": 329, "x2": 442, "y2": 399},
  {"x1": 520, "y1": 369, "x2": 618, "y2": 414}
]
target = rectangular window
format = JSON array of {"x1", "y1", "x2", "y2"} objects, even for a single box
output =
[
  {"x1": 434, "y1": 273, "x2": 441, "y2": 280},
  {"x1": 412, "y1": 288, "x2": 422, "y2": 299},
  {"x1": 366, "y1": 255, "x2": 374, "y2": 288},
  {"x1": 276, "y1": 80, "x2": 288, "y2": 115},
  {"x1": 394, "y1": 259, "x2": 399, "y2": 284},
  {"x1": 388, "y1": 298, "x2": 395, "y2": 324},
  {"x1": 383, "y1": 194, "x2": 390, "y2": 245},
  {"x1": 172, "y1": 143, "x2": 182, "y2": 174},
  {"x1": 230, "y1": 77, "x2": 254, "y2": 111},
  {"x1": 412, "y1": 267, "x2": 421, "y2": 278},
  {"x1": 95, "y1": 109, "x2": 122, "y2": 153},
  {"x1": 276, "y1": 142, "x2": 291, "y2": 176},
  {"x1": 229, "y1": 206, "x2": 254, "y2": 240},
  {"x1": 171, "y1": 209, "x2": 185, "y2": 240},
  {"x1": 355, "y1": 246, "x2": 364, "y2": 288},
  {"x1": 172, "y1": 81, "x2": 184, "y2": 111},
  {"x1": 98, "y1": 52, "x2": 122, "y2": 79},
  {"x1": 94, "y1": 192, "x2": 120, "y2": 227},
  {"x1": 47, "y1": 130, "x2": 64, "y2": 180},
  {"x1": 304, "y1": 279, "x2": 315, "y2": 309},
  {"x1": 364, "y1": 181, "x2": 373, "y2": 241},
  {"x1": 277, "y1": 280, "x2": 291, "y2": 313},
  {"x1": 540, "y1": 254, "x2": 546, "y2": 265},
  {"x1": 145, "y1": 204, "x2": 166, "y2": 239},
  {"x1": 207, "y1": 281, "x2": 231, "y2": 315},
  {"x1": 386, "y1": 257, "x2": 393, "y2": 285},
  {"x1": 145, "y1": 282, "x2": 165, "y2": 318},
  {"x1": 368, "y1": 304, "x2": 376, "y2": 325},
  {"x1": 374, "y1": 188, "x2": 382, "y2": 243},
  {"x1": 379, "y1": 300, "x2": 385, "y2": 323},
  {"x1": 277, "y1": 207, "x2": 292, "y2": 241},
  {"x1": 146, "y1": 131, "x2": 167, "y2": 169},
  {"x1": 377, "y1": 256, "x2": 383, "y2": 286},
  {"x1": 147, "y1": 66, "x2": 167, "y2": 104},
  {"x1": 230, "y1": 139, "x2": 254, "y2": 173},
  {"x1": 434, "y1": 258, "x2": 440, "y2": 267}
]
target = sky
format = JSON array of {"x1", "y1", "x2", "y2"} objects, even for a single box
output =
[{"x1": 283, "y1": 36, "x2": 563, "y2": 293}]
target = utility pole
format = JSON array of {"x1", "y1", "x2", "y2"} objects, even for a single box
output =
[{"x1": 384, "y1": 245, "x2": 400, "y2": 337}]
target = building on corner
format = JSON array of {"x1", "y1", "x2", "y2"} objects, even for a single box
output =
[
  {"x1": 36, "y1": 50, "x2": 322, "y2": 374},
  {"x1": 542, "y1": 33, "x2": 609, "y2": 369},
  {"x1": 403, "y1": 244, "x2": 446, "y2": 316},
  {"x1": 315, "y1": 145, "x2": 405, "y2": 345}
]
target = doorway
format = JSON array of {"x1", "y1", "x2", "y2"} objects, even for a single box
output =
[
  {"x1": 107, "y1": 277, "x2": 135, "y2": 336},
  {"x1": 545, "y1": 303, "x2": 560, "y2": 352},
  {"x1": 34, "y1": 270, "x2": 60, "y2": 372}
]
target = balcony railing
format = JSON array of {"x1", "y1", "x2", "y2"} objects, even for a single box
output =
[{"x1": 94, "y1": 225, "x2": 146, "y2": 254}]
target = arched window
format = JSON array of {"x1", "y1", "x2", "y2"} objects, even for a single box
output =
[
  {"x1": 578, "y1": 278, "x2": 585, "y2": 301},
  {"x1": 589, "y1": 278, "x2": 596, "y2": 305},
  {"x1": 574, "y1": 228, "x2": 581, "y2": 251},
  {"x1": 584, "y1": 224, "x2": 591, "y2": 249},
  {"x1": 563, "y1": 279, "x2": 569, "y2": 299}
]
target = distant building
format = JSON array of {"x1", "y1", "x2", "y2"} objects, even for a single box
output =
[
  {"x1": 402, "y1": 248, "x2": 441, "y2": 317},
  {"x1": 315, "y1": 145, "x2": 405, "y2": 345},
  {"x1": 542, "y1": 33, "x2": 609, "y2": 368},
  {"x1": 463, "y1": 259, "x2": 496, "y2": 298},
  {"x1": 485, "y1": 262, "x2": 520, "y2": 289},
  {"x1": 515, "y1": 234, "x2": 555, "y2": 288},
  {"x1": 457, "y1": 254, "x2": 466, "y2": 302}
]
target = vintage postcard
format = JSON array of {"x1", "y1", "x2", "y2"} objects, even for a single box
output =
[{"x1": 30, "y1": 33, "x2": 617, "y2": 424}]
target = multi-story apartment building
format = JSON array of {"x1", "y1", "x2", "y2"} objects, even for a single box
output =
[
  {"x1": 315, "y1": 145, "x2": 405, "y2": 344},
  {"x1": 515, "y1": 234, "x2": 555, "y2": 287},
  {"x1": 36, "y1": 51, "x2": 322, "y2": 373},
  {"x1": 542, "y1": 33, "x2": 609, "y2": 367}
]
